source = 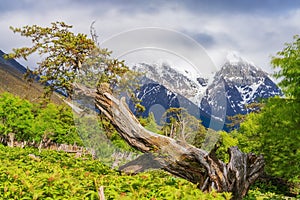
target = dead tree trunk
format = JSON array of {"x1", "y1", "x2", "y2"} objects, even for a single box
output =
[
  {"x1": 93, "y1": 84, "x2": 264, "y2": 199},
  {"x1": 8, "y1": 132, "x2": 15, "y2": 147}
]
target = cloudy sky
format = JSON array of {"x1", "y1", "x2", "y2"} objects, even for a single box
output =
[{"x1": 1, "y1": 0, "x2": 300, "y2": 73}]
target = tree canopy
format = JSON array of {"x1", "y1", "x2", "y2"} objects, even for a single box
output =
[
  {"x1": 272, "y1": 35, "x2": 300, "y2": 100},
  {"x1": 0, "y1": 92, "x2": 33, "y2": 141},
  {"x1": 6, "y1": 22, "x2": 129, "y2": 99}
]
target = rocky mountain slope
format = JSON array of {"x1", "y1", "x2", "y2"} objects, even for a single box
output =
[
  {"x1": 132, "y1": 62, "x2": 208, "y2": 106},
  {"x1": 200, "y1": 53, "x2": 282, "y2": 129},
  {"x1": 0, "y1": 50, "x2": 62, "y2": 103}
]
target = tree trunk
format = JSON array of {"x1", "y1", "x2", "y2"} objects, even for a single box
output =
[
  {"x1": 8, "y1": 132, "x2": 15, "y2": 147},
  {"x1": 93, "y1": 83, "x2": 265, "y2": 199}
]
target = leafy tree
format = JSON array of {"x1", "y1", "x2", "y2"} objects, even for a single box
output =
[
  {"x1": 6, "y1": 21, "x2": 144, "y2": 153},
  {"x1": 215, "y1": 131, "x2": 238, "y2": 163},
  {"x1": 237, "y1": 98, "x2": 300, "y2": 194},
  {"x1": 6, "y1": 22, "x2": 143, "y2": 149},
  {"x1": 235, "y1": 112, "x2": 262, "y2": 154},
  {"x1": 272, "y1": 35, "x2": 300, "y2": 99},
  {"x1": 259, "y1": 98, "x2": 300, "y2": 181},
  {"x1": 144, "y1": 112, "x2": 161, "y2": 133},
  {"x1": 264, "y1": 36, "x2": 300, "y2": 188},
  {"x1": 0, "y1": 92, "x2": 34, "y2": 142},
  {"x1": 33, "y1": 103, "x2": 82, "y2": 145},
  {"x1": 0, "y1": 92, "x2": 83, "y2": 146}
]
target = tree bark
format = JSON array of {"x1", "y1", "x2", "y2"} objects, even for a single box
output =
[{"x1": 94, "y1": 83, "x2": 265, "y2": 199}]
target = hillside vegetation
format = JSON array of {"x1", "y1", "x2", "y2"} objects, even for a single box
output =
[
  {"x1": 0, "y1": 144, "x2": 232, "y2": 199},
  {"x1": 0, "y1": 91, "x2": 298, "y2": 199}
]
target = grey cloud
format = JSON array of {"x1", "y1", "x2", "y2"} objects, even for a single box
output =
[
  {"x1": 184, "y1": 32, "x2": 216, "y2": 48},
  {"x1": 101, "y1": 28, "x2": 216, "y2": 74},
  {"x1": 1, "y1": 0, "x2": 300, "y2": 72},
  {"x1": 70, "y1": 0, "x2": 300, "y2": 15},
  {"x1": 2, "y1": 0, "x2": 300, "y2": 18},
  {"x1": 68, "y1": 0, "x2": 164, "y2": 15},
  {"x1": 179, "y1": 0, "x2": 300, "y2": 15}
]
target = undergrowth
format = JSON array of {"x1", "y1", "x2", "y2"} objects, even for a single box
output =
[
  {"x1": 0, "y1": 144, "x2": 230, "y2": 199},
  {"x1": 1, "y1": 144, "x2": 297, "y2": 199}
]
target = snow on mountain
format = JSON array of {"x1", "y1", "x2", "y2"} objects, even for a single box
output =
[
  {"x1": 128, "y1": 52, "x2": 281, "y2": 131},
  {"x1": 225, "y1": 51, "x2": 255, "y2": 67},
  {"x1": 200, "y1": 53, "x2": 282, "y2": 130},
  {"x1": 131, "y1": 62, "x2": 208, "y2": 105}
]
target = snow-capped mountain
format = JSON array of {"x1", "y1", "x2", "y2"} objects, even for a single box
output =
[
  {"x1": 130, "y1": 52, "x2": 282, "y2": 131},
  {"x1": 200, "y1": 52, "x2": 282, "y2": 129},
  {"x1": 132, "y1": 62, "x2": 208, "y2": 105},
  {"x1": 128, "y1": 82, "x2": 200, "y2": 123},
  {"x1": 129, "y1": 82, "x2": 179, "y2": 116}
]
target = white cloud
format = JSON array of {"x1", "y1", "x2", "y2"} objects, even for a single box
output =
[{"x1": 0, "y1": 1, "x2": 299, "y2": 74}]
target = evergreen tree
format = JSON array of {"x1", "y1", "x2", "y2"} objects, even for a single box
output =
[
  {"x1": 144, "y1": 112, "x2": 161, "y2": 133},
  {"x1": 6, "y1": 22, "x2": 130, "y2": 100}
]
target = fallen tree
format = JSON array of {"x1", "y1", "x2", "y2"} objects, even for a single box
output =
[
  {"x1": 94, "y1": 83, "x2": 265, "y2": 200},
  {"x1": 7, "y1": 22, "x2": 265, "y2": 199}
]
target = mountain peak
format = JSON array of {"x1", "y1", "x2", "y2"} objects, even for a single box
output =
[
  {"x1": 219, "y1": 51, "x2": 261, "y2": 80},
  {"x1": 225, "y1": 51, "x2": 255, "y2": 67},
  {"x1": 214, "y1": 52, "x2": 269, "y2": 87}
]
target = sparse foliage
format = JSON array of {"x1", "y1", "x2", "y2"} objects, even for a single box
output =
[
  {"x1": 6, "y1": 22, "x2": 130, "y2": 100},
  {"x1": 161, "y1": 107, "x2": 206, "y2": 147}
]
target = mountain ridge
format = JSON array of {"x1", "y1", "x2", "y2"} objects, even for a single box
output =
[
  {"x1": 130, "y1": 54, "x2": 282, "y2": 131},
  {"x1": 0, "y1": 48, "x2": 282, "y2": 131},
  {"x1": 200, "y1": 56, "x2": 281, "y2": 118},
  {"x1": 0, "y1": 50, "x2": 27, "y2": 74}
]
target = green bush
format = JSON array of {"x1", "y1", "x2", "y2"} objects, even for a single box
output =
[
  {"x1": 0, "y1": 92, "x2": 34, "y2": 141},
  {"x1": 0, "y1": 92, "x2": 82, "y2": 145}
]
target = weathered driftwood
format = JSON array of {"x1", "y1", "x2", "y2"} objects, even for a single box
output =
[{"x1": 94, "y1": 83, "x2": 264, "y2": 199}]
